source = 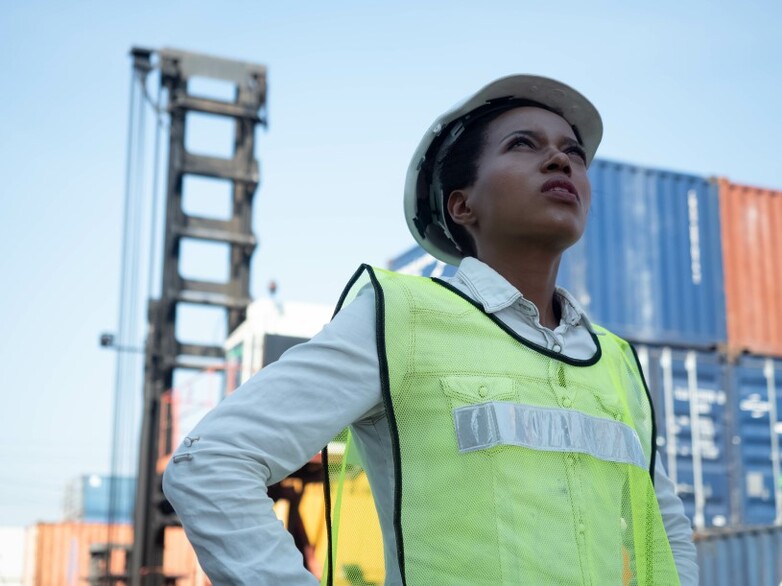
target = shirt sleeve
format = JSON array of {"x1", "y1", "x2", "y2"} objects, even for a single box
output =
[
  {"x1": 654, "y1": 453, "x2": 699, "y2": 585},
  {"x1": 162, "y1": 287, "x2": 381, "y2": 585}
]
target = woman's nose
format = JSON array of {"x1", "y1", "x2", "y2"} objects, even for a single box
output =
[{"x1": 542, "y1": 150, "x2": 572, "y2": 175}]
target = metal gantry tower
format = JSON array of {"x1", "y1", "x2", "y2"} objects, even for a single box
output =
[{"x1": 130, "y1": 47, "x2": 267, "y2": 585}]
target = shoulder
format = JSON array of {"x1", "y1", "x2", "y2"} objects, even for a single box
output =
[{"x1": 339, "y1": 264, "x2": 441, "y2": 301}]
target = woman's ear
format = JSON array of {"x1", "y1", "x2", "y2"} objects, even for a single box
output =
[{"x1": 447, "y1": 189, "x2": 477, "y2": 228}]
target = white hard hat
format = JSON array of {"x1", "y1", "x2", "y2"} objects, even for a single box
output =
[{"x1": 403, "y1": 74, "x2": 603, "y2": 266}]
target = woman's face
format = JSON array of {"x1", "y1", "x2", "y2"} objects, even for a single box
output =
[{"x1": 448, "y1": 106, "x2": 592, "y2": 258}]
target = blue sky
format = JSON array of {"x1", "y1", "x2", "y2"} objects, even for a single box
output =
[{"x1": 1, "y1": 0, "x2": 781, "y2": 526}]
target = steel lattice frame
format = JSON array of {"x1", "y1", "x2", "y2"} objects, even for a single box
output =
[{"x1": 131, "y1": 47, "x2": 267, "y2": 586}]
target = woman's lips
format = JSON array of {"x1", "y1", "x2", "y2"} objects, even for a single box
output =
[{"x1": 541, "y1": 178, "x2": 579, "y2": 202}]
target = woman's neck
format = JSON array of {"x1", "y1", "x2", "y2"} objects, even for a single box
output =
[{"x1": 477, "y1": 248, "x2": 562, "y2": 329}]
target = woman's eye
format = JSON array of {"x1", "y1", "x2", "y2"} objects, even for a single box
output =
[
  {"x1": 510, "y1": 137, "x2": 534, "y2": 149},
  {"x1": 567, "y1": 146, "x2": 587, "y2": 163}
]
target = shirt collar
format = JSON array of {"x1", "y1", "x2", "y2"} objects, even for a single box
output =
[{"x1": 451, "y1": 256, "x2": 593, "y2": 330}]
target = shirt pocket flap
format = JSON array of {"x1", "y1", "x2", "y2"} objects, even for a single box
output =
[{"x1": 440, "y1": 375, "x2": 516, "y2": 406}]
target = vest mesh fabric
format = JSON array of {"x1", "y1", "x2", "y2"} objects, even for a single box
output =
[
  {"x1": 322, "y1": 434, "x2": 385, "y2": 586},
  {"x1": 325, "y1": 266, "x2": 679, "y2": 586}
]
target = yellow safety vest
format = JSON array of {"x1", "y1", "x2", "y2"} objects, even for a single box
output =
[{"x1": 324, "y1": 266, "x2": 679, "y2": 586}]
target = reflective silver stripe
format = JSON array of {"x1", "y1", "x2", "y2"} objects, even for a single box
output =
[{"x1": 453, "y1": 401, "x2": 647, "y2": 469}]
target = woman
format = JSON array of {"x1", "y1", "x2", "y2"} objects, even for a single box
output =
[{"x1": 164, "y1": 75, "x2": 698, "y2": 585}]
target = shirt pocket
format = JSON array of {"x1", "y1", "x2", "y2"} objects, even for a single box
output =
[{"x1": 440, "y1": 376, "x2": 516, "y2": 458}]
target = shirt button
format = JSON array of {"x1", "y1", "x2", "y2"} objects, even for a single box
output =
[
  {"x1": 552, "y1": 344, "x2": 562, "y2": 353},
  {"x1": 567, "y1": 455, "x2": 576, "y2": 466},
  {"x1": 561, "y1": 397, "x2": 572, "y2": 408},
  {"x1": 578, "y1": 522, "x2": 586, "y2": 534},
  {"x1": 478, "y1": 385, "x2": 488, "y2": 398}
]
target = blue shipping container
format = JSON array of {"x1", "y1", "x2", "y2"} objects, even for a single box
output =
[
  {"x1": 636, "y1": 346, "x2": 732, "y2": 529},
  {"x1": 696, "y1": 525, "x2": 782, "y2": 586},
  {"x1": 559, "y1": 160, "x2": 726, "y2": 348},
  {"x1": 65, "y1": 475, "x2": 136, "y2": 523},
  {"x1": 730, "y1": 356, "x2": 782, "y2": 526}
]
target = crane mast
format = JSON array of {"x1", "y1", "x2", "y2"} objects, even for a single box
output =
[{"x1": 128, "y1": 46, "x2": 267, "y2": 585}]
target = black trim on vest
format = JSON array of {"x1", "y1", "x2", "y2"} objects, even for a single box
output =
[
  {"x1": 321, "y1": 443, "x2": 334, "y2": 586},
  {"x1": 629, "y1": 343, "x2": 657, "y2": 484},
  {"x1": 321, "y1": 264, "x2": 407, "y2": 586},
  {"x1": 322, "y1": 263, "x2": 374, "y2": 586},
  {"x1": 365, "y1": 265, "x2": 408, "y2": 586},
  {"x1": 431, "y1": 277, "x2": 603, "y2": 367}
]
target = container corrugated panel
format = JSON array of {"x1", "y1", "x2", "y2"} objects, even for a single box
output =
[
  {"x1": 560, "y1": 160, "x2": 726, "y2": 348},
  {"x1": 26, "y1": 522, "x2": 133, "y2": 586},
  {"x1": 635, "y1": 346, "x2": 732, "y2": 529},
  {"x1": 163, "y1": 527, "x2": 210, "y2": 586},
  {"x1": 388, "y1": 245, "x2": 457, "y2": 278},
  {"x1": 696, "y1": 525, "x2": 782, "y2": 586},
  {"x1": 24, "y1": 522, "x2": 206, "y2": 586},
  {"x1": 718, "y1": 180, "x2": 782, "y2": 356},
  {"x1": 730, "y1": 356, "x2": 782, "y2": 526}
]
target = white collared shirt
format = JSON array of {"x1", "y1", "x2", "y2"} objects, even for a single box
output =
[{"x1": 163, "y1": 258, "x2": 698, "y2": 585}]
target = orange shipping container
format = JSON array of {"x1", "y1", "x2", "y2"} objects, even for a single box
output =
[
  {"x1": 718, "y1": 179, "x2": 782, "y2": 356},
  {"x1": 25, "y1": 522, "x2": 133, "y2": 586},
  {"x1": 163, "y1": 526, "x2": 210, "y2": 586},
  {"x1": 23, "y1": 522, "x2": 209, "y2": 586}
]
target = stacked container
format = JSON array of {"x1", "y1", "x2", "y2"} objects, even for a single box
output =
[
  {"x1": 558, "y1": 160, "x2": 726, "y2": 348},
  {"x1": 730, "y1": 356, "x2": 782, "y2": 526},
  {"x1": 718, "y1": 180, "x2": 782, "y2": 357},
  {"x1": 717, "y1": 180, "x2": 782, "y2": 542},
  {"x1": 635, "y1": 346, "x2": 733, "y2": 528},
  {"x1": 389, "y1": 159, "x2": 782, "y2": 539}
]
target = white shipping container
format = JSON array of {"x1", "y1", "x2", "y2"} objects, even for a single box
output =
[
  {"x1": 224, "y1": 297, "x2": 334, "y2": 390},
  {"x1": 0, "y1": 527, "x2": 27, "y2": 586}
]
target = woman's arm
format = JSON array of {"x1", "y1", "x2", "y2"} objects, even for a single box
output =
[{"x1": 162, "y1": 288, "x2": 381, "y2": 585}]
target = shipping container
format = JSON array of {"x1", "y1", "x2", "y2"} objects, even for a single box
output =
[
  {"x1": 22, "y1": 522, "x2": 207, "y2": 586},
  {"x1": 560, "y1": 160, "x2": 726, "y2": 348},
  {"x1": 24, "y1": 522, "x2": 133, "y2": 586},
  {"x1": 163, "y1": 527, "x2": 211, "y2": 586},
  {"x1": 63, "y1": 475, "x2": 135, "y2": 524},
  {"x1": 729, "y1": 355, "x2": 782, "y2": 526},
  {"x1": 695, "y1": 525, "x2": 782, "y2": 586},
  {"x1": 223, "y1": 297, "x2": 333, "y2": 393},
  {"x1": 718, "y1": 180, "x2": 782, "y2": 357},
  {"x1": 635, "y1": 346, "x2": 733, "y2": 529},
  {"x1": 0, "y1": 527, "x2": 26, "y2": 586}
]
